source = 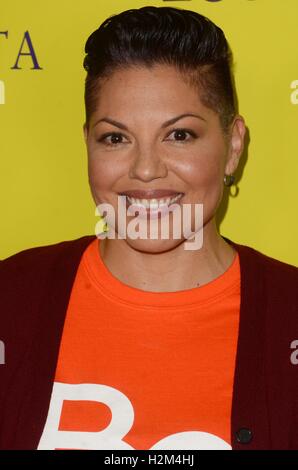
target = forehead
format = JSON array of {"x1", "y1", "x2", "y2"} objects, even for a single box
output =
[
  {"x1": 93, "y1": 64, "x2": 215, "y2": 119},
  {"x1": 101, "y1": 64, "x2": 196, "y2": 91}
]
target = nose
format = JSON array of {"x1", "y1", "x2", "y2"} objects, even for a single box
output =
[{"x1": 128, "y1": 145, "x2": 168, "y2": 182}]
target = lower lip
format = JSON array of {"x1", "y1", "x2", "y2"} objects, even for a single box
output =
[{"x1": 124, "y1": 195, "x2": 184, "y2": 220}]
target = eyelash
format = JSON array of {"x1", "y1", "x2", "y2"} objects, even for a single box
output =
[{"x1": 97, "y1": 128, "x2": 198, "y2": 147}]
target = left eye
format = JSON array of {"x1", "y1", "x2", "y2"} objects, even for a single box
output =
[{"x1": 166, "y1": 128, "x2": 197, "y2": 142}]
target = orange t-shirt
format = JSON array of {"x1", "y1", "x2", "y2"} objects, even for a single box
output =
[{"x1": 38, "y1": 238, "x2": 241, "y2": 450}]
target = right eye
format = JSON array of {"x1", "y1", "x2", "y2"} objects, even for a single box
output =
[{"x1": 97, "y1": 132, "x2": 127, "y2": 147}]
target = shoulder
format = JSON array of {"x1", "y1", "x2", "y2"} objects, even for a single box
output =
[
  {"x1": 0, "y1": 234, "x2": 96, "y2": 339},
  {"x1": 236, "y1": 241, "x2": 297, "y2": 332},
  {"x1": 0, "y1": 234, "x2": 96, "y2": 287},
  {"x1": 225, "y1": 236, "x2": 298, "y2": 303},
  {"x1": 228, "y1": 239, "x2": 297, "y2": 365},
  {"x1": 229, "y1": 237, "x2": 297, "y2": 281}
]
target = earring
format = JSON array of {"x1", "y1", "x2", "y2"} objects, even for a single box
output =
[
  {"x1": 223, "y1": 173, "x2": 238, "y2": 197},
  {"x1": 223, "y1": 174, "x2": 235, "y2": 187}
]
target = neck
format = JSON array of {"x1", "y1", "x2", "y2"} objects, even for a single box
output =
[{"x1": 98, "y1": 218, "x2": 236, "y2": 293}]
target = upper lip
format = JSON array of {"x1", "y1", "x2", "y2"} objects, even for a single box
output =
[{"x1": 118, "y1": 189, "x2": 184, "y2": 199}]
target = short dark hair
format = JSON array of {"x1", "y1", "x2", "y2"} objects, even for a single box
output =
[{"x1": 83, "y1": 6, "x2": 238, "y2": 134}]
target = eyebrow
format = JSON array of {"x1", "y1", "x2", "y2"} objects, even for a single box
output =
[{"x1": 92, "y1": 113, "x2": 207, "y2": 130}]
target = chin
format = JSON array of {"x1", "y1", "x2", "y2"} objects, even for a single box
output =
[{"x1": 123, "y1": 237, "x2": 185, "y2": 254}]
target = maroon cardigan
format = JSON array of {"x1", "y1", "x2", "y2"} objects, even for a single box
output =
[{"x1": 0, "y1": 234, "x2": 297, "y2": 450}]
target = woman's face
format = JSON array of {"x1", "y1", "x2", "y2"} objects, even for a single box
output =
[{"x1": 84, "y1": 64, "x2": 245, "y2": 253}]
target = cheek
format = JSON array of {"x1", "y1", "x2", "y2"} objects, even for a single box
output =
[
  {"x1": 87, "y1": 153, "x2": 122, "y2": 194},
  {"x1": 181, "y1": 149, "x2": 223, "y2": 190}
]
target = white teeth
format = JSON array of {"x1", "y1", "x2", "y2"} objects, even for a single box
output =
[{"x1": 126, "y1": 193, "x2": 182, "y2": 209}]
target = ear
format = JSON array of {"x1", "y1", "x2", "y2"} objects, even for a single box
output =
[
  {"x1": 83, "y1": 122, "x2": 88, "y2": 144},
  {"x1": 224, "y1": 115, "x2": 246, "y2": 175}
]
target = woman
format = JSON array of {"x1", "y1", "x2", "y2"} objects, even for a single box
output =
[{"x1": 0, "y1": 6, "x2": 297, "y2": 450}]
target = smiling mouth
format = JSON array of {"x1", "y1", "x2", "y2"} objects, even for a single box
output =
[
  {"x1": 117, "y1": 193, "x2": 184, "y2": 220},
  {"x1": 124, "y1": 193, "x2": 184, "y2": 210}
]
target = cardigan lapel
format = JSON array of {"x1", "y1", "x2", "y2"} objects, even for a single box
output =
[
  {"x1": 9, "y1": 235, "x2": 97, "y2": 450},
  {"x1": 222, "y1": 236, "x2": 271, "y2": 449}
]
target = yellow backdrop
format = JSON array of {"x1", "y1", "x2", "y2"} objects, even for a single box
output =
[{"x1": 1, "y1": 0, "x2": 297, "y2": 265}]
